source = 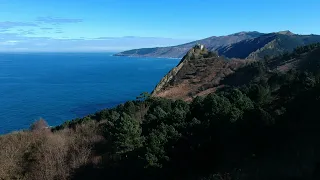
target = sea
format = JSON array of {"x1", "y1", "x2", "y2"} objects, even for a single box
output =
[{"x1": 0, "y1": 53, "x2": 179, "y2": 134}]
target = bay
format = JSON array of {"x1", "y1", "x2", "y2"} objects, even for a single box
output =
[{"x1": 0, "y1": 52, "x2": 179, "y2": 134}]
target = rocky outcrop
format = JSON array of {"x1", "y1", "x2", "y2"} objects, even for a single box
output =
[
  {"x1": 152, "y1": 59, "x2": 185, "y2": 95},
  {"x1": 151, "y1": 44, "x2": 208, "y2": 95}
]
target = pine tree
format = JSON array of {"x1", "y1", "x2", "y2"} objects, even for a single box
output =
[{"x1": 112, "y1": 113, "x2": 143, "y2": 154}]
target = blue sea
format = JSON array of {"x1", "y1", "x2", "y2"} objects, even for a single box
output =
[{"x1": 0, "y1": 53, "x2": 179, "y2": 134}]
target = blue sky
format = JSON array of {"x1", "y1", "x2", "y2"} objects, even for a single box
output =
[{"x1": 0, "y1": 0, "x2": 319, "y2": 52}]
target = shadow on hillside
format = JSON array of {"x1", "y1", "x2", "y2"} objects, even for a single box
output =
[
  {"x1": 220, "y1": 61, "x2": 266, "y2": 87},
  {"x1": 71, "y1": 147, "x2": 151, "y2": 180},
  {"x1": 299, "y1": 48, "x2": 320, "y2": 73}
]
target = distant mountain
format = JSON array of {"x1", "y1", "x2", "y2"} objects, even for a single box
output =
[
  {"x1": 115, "y1": 31, "x2": 320, "y2": 59},
  {"x1": 217, "y1": 31, "x2": 320, "y2": 59},
  {"x1": 114, "y1": 31, "x2": 263, "y2": 58}
]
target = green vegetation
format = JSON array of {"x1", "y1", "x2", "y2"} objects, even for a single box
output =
[
  {"x1": 247, "y1": 35, "x2": 320, "y2": 59},
  {"x1": 216, "y1": 33, "x2": 320, "y2": 60},
  {"x1": 2, "y1": 44, "x2": 320, "y2": 180}
]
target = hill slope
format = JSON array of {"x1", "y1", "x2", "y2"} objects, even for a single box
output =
[
  {"x1": 114, "y1": 31, "x2": 263, "y2": 58},
  {"x1": 218, "y1": 32, "x2": 320, "y2": 59},
  {"x1": 151, "y1": 45, "x2": 254, "y2": 100},
  {"x1": 152, "y1": 43, "x2": 320, "y2": 100}
]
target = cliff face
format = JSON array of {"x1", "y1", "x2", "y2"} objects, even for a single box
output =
[
  {"x1": 152, "y1": 60, "x2": 185, "y2": 95},
  {"x1": 151, "y1": 45, "x2": 253, "y2": 100},
  {"x1": 152, "y1": 44, "x2": 206, "y2": 95}
]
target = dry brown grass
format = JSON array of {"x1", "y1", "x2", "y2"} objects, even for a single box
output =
[
  {"x1": 0, "y1": 120, "x2": 105, "y2": 180},
  {"x1": 153, "y1": 56, "x2": 253, "y2": 100},
  {"x1": 156, "y1": 84, "x2": 192, "y2": 100}
]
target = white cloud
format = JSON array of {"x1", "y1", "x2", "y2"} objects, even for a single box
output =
[
  {"x1": 0, "y1": 40, "x2": 20, "y2": 45},
  {"x1": 0, "y1": 21, "x2": 37, "y2": 29},
  {"x1": 34, "y1": 43, "x2": 48, "y2": 46},
  {"x1": 36, "y1": 17, "x2": 83, "y2": 24},
  {"x1": 0, "y1": 32, "x2": 193, "y2": 52}
]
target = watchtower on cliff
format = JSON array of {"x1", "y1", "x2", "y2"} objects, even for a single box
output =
[{"x1": 195, "y1": 43, "x2": 204, "y2": 50}]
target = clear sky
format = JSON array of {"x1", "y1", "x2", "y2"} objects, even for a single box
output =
[{"x1": 0, "y1": 0, "x2": 319, "y2": 52}]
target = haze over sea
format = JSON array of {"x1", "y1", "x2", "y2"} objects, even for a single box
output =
[{"x1": 0, "y1": 53, "x2": 179, "y2": 134}]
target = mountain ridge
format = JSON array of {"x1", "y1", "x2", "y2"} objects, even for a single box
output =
[
  {"x1": 115, "y1": 31, "x2": 320, "y2": 59},
  {"x1": 115, "y1": 31, "x2": 263, "y2": 58},
  {"x1": 221, "y1": 33, "x2": 320, "y2": 59}
]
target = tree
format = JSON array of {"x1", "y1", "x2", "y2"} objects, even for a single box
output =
[
  {"x1": 123, "y1": 101, "x2": 136, "y2": 115},
  {"x1": 202, "y1": 94, "x2": 233, "y2": 125},
  {"x1": 30, "y1": 118, "x2": 49, "y2": 132},
  {"x1": 112, "y1": 113, "x2": 143, "y2": 154},
  {"x1": 228, "y1": 89, "x2": 254, "y2": 111},
  {"x1": 136, "y1": 92, "x2": 151, "y2": 102},
  {"x1": 144, "y1": 123, "x2": 180, "y2": 168},
  {"x1": 246, "y1": 84, "x2": 272, "y2": 106},
  {"x1": 263, "y1": 55, "x2": 271, "y2": 61}
]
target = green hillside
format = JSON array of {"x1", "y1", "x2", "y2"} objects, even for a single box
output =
[{"x1": 248, "y1": 34, "x2": 320, "y2": 59}]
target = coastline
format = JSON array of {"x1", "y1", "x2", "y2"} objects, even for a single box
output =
[{"x1": 113, "y1": 54, "x2": 182, "y2": 59}]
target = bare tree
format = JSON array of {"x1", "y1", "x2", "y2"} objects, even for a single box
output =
[{"x1": 30, "y1": 118, "x2": 49, "y2": 132}]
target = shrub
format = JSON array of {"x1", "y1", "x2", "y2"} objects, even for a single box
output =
[
  {"x1": 0, "y1": 121, "x2": 105, "y2": 180},
  {"x1": 30, "y1": 118, "x2": 49, "y2": 132}
]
